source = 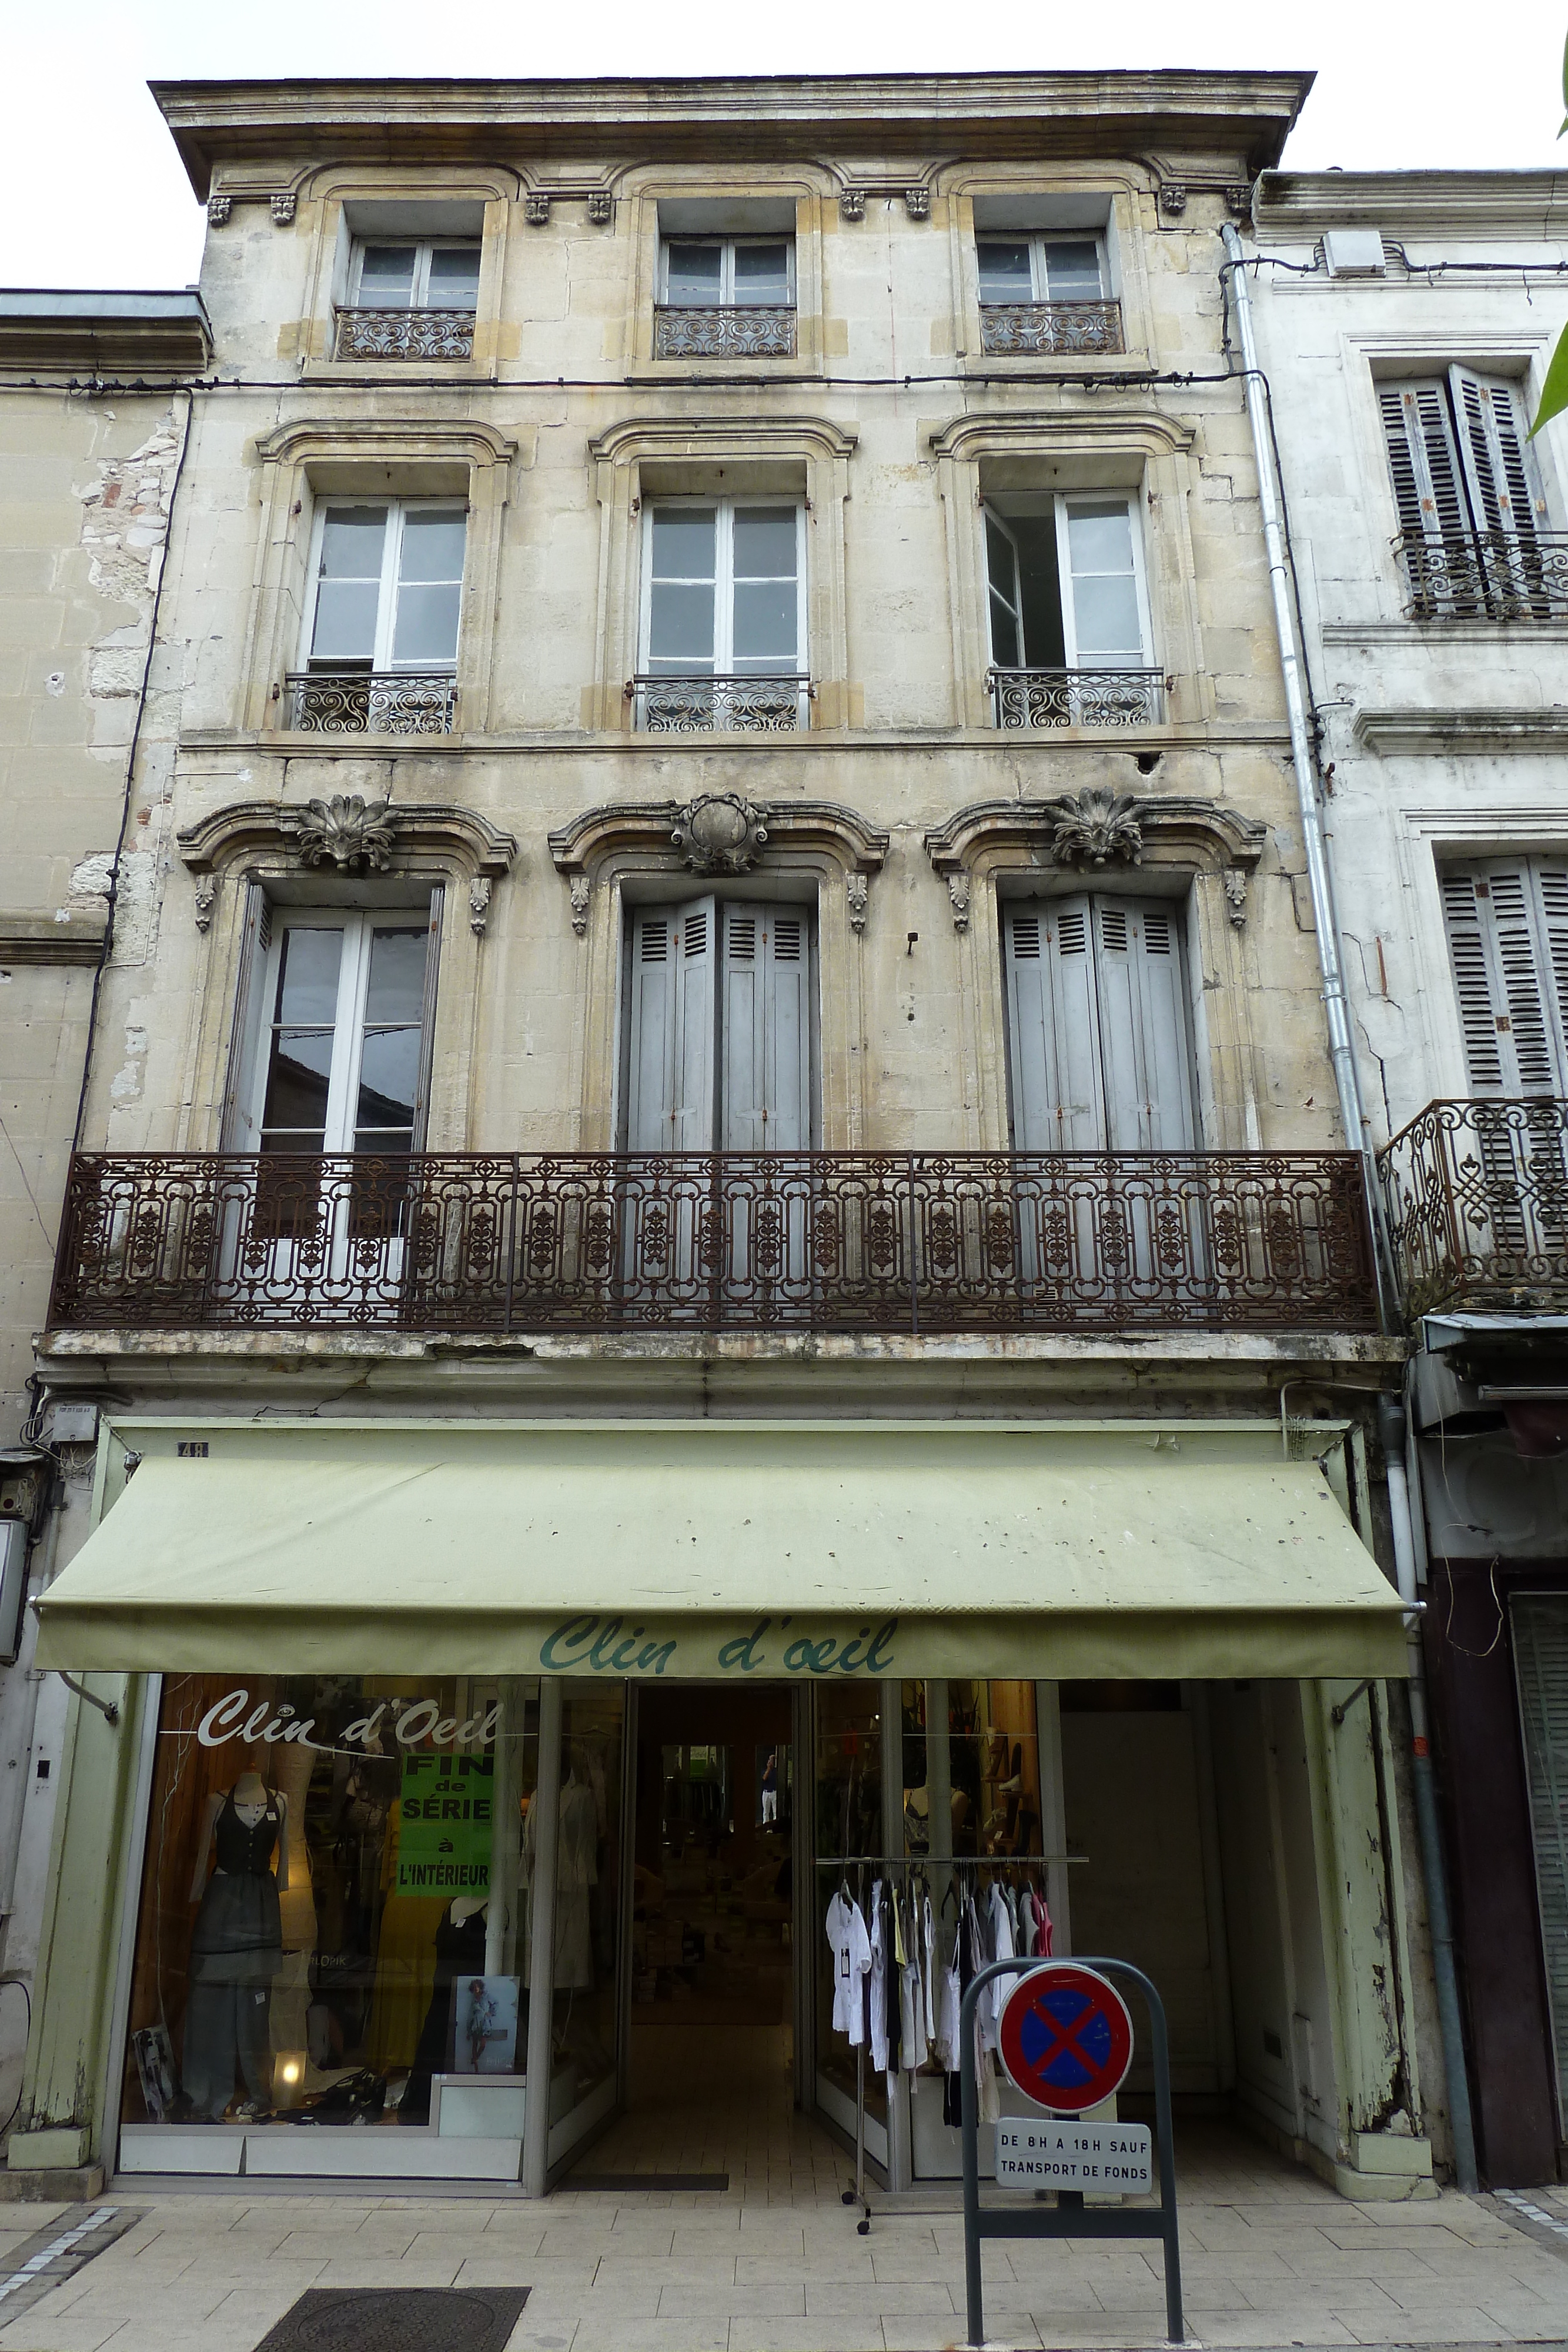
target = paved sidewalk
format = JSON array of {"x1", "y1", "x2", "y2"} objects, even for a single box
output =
[{"x1": 0, "y1": 2133, "x2": 1565, "y2": 2352}]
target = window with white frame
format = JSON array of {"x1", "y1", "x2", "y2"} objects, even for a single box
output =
[
  {"x1": 1379, "y1": 368, "x2": 1558, "y2": 617},
  {"x1": 350, "y1": 240, "x2": 482, "y2": 313},
  {"x1": 243, "y1": 907, "x2": 438, "y2": 1161},
  {"x1": 982, "y1": 495, "x2": 1156, "y2": 725},
  {"x1": 975, "y1": 235, "x2": 1122, "y2": 357},
  {"x1": 661, "y1": 238, "x2": 793, "y2": 310},
  {"x1": 292, "y1": 500, "x2": 466, "y2": 731},
  {"x1": 635, "y1": 500, "x2": 808, "y2": 729}
]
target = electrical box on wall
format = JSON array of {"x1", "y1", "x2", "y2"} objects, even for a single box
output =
[
  {"x1": 1323, "y1": 229, "x2": 1386, "y2": 277},
  {"x1": 42, "y1": 1402, "x2": 98, "y2": 1447},
  {"x1": 0, "y1": 1519, "x2": 29, "y2": 1665}
]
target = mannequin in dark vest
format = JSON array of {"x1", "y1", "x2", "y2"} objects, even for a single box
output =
[{"x1": 182, "y1": 1771, "x2": 288, "y2": 2120}]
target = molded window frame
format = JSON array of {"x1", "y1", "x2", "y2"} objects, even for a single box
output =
[{"x1": 299, "y1": 495, "x2": 469, "y2": 677}]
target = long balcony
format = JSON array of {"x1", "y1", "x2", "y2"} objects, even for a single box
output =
[
  {"x1": 48, "y1": 1150, "x2": 1379, "y2": 1337},
  {"x1": 653, "y1": 305, "x2": 795, "y2": 359},
  {"x1": 1392, "y1": 528, "x2": 1568, "y2": 622},
  {"x1": 1379, "y1": 1098, "x2": 1568, "y2": 1317},
  {"x1": 333, "y1": 305, "x2": 476, "y2": 361},
  {"x1": 988, "y1": 667, "x2": 1166, "y2": 729},
  {"x1": 285, "y1": 671, "x2": 457, "y2": 735},
  {"x1": 979, "y1": 299, "x2": 1124, "y2": 357},
  {"x1": 629, "y1": 674, "x2": 812, "y2": 732}
]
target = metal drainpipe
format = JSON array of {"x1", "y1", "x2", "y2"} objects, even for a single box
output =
[
  {"x1": 1218, "y1": 223, "x2": 1391, "y2": 1318},
  {"x1": 1378, "y1": 1394, "x2": 1479, "y2": 2193}
]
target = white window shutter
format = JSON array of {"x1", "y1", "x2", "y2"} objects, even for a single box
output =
[
  {"x1": 1449, "y1": 368, "x2": 1543, "y2": 541},
  {"x1": 1004, "y1": 897, "x2": 1103, "y2": 1148},
  {"x1": 1091, "y1": 898, "x2": 1197, "y2": 1151},
  {"x1": 1379, "y1": 382, "x2": 1469, "y2": 544},
  {"x1": 221, "y1": 883, "x2": 272, "y2": 1149},
  {"x1": 720, "y1": 903, "x2": 812, "y2": 1150},
  {"x1": 626, "y1": 898, "x2": 718, "y2": 1148},
  {"x1": 1442, "y1": 861, "x2": 1568, "y2": 1097}
]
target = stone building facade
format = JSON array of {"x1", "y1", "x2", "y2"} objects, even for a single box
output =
[{"x1": 9, "y1": 79, "x2": 1436, "y2": 2200}]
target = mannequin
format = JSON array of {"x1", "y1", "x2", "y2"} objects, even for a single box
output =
[
  {"x1": 263, "y1": 1742, "x2": 318, "y2": 2103},
  {"x1": 181, "y1": 1770, "x2": 287, "y2": 2121},
  {"x1": 399, "y1": 1894, "x2": 488, "y2": 2124},
  {"x1": 520, "y1": 1755, "x2": 597, "y2": 1989}
]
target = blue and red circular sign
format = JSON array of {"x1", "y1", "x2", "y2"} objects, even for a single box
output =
[{"x1": 998, "y1": 1963, "x2": 1134, "y2": 2113}]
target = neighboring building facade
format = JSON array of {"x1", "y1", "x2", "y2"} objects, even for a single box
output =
[
  {"x1": 10, "y1": 78, "x2": 1434, "y2": 2201},
  {"x1": 1248, "y1": 170, "x2": 1568, "y2": 2185},
  {"x1": 0, "y1": 290, "x2": 209, "y2": 2124}
]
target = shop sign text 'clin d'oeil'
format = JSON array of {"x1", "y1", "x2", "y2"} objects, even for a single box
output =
[{"x1": 187, "y1": 1616, "x2": 901, "y2": 1749}]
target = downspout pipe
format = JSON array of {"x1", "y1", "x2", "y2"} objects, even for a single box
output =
[
  {"x1": 1218, "y1": 225, "x2": 1390, "y2": 1318},
  {"x1": 1378, "y1": 1394, "x2": 1480, "y2": 2193}
]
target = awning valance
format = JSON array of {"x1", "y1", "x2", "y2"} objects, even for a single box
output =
[{"x1": 33, "y1": 1421, "x2": 1410, "y2": 1682}]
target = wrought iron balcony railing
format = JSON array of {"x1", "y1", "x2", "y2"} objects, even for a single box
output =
[
  {"x1": 979, "y1": 299, "x2": 1124, "y2": 357},
  {"x1": 48, "y1": 1149, "x2": 1379, "y2": 1337},
  {"x1": 988, "y1": 667, "x2": 1166, "y2": 729},
  {"x1": 1392, "y1": 528, "x2": 1568, "y2": 622},
  {"x1": 333, "y1": 306, "x2": 476, "y2": 361},
  {"x1": 653, "y1": 305, "x2": 796, "y2": 359},
  {"x1": 286, "y1": 671, "x2": 457, "y2": 736},
  {"x1": 629, "y1": 674, "x2": 811, "y2": 733},
  {"x1": 1378, "y1": 1098, "x2": 1568, "y2": 1317}
]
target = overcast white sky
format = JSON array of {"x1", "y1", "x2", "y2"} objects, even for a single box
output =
[{"x1": 7, "y1": 0, "x2": 1563, "y2": 289}]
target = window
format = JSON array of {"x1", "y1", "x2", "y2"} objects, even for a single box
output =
[
  {"x1": 1002, "y1": 896, "x2": 1195, "y2": 1151},
  {"x1": 983, "y1": 496, "x2": 1158, "y2": 726},
  {"x1": 292, "y1": 501, "x2": 465, "y2": 733},
  {"x1": 246, "y1": 910, "x2": 436, "y2": 1160},
  {"x1": 1379, "y1": 369, "x2": 1559, "y2": 618},
  {"x1": 634, "y1": 500, "x2": 808, "y2": 730},
  {"x1": 1440, "y1": 860, "x2": 1568, "y2": 1098},
  {"x1": 976, "y1": 235, "x2": 1121, "y2": 356},
  {"x1": 656, "y1": 237, "x2": 795, "y2": 359},
  {"x1": 624, "y1": 898, "x2": 814, "y2": 1150},
  {"x1": 337, "y1": 240, "x2": 481, "y2": 361}
]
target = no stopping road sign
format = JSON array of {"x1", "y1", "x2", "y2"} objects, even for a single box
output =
[{"x1": 998, "y1": 1962, "x2": 1134, "y2": 2113}]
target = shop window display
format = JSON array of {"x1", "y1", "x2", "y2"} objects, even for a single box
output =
[
  {"x1": 124, "y1": 1675, "x2": 539, "y2": 2133},
  {"x1": 525, "y1": 1685, "x2": 624, "y2": 2129}
]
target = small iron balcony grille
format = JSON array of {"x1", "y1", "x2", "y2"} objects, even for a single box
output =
[
  {"x1": 630, "y1": 674, "x2": 811, "y2": 732},
  {"x1": 979, "y1": 299, "x2": 1124, "y2": 357},
  {"x1": 286, "y1": 672, "x2": 457, "y2": 736},
  {"x1": 653, "y1": 305, "x2": 796, "y2": 359},
  {"x1": 1392, "y1": 528, "x2": 1568, "y2": 622},
  {"x1": 1378, "y1": 1097, "x2": 1568, "y2": 1317},
  {"x1": 988, "y1": 667, "x2": 1165, "y2": 729},
  {"x1": 333, "y1": 306, "x2": 476, "y2": 361},
  {"x1": 48, "y1": 1148, "x2": 1379, "y2": 1336}
]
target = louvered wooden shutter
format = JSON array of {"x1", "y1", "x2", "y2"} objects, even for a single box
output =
[
  {"x1": 720, "y1": 902, "x2": 813, "y2": 1150},
  {"x1": 410, "y1": 884, "x2": 444, "y2": 1150},
  {"x1": 1510, "y1": 1595, "x2": 1568, "y2": 2133},
  {"x1": 1450, "y1": 368, "x2": 1543, "y2": 543},
  {"x1": 220, "y1": 883, "x2": 272, "y2": 1149},
  {"x1": 625, "y1": 897, "x2": 717, "y2": 1149},
  {"x1": 1441, "y1": 861, "x2": 1568, "y2": 1097},
  {"x1": 1091, "y1": 898, "x2": 1197, "y2": 1151},
  {"x1": 1379, "y1": 381, "x2": 1469, "y2": 545},
  {"x1": 1003, "y1": 897, "x2": 1104, "y2": 1149}
]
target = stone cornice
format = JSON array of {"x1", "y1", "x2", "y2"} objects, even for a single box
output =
[
  {"x1": 549, "y1": 798, "x2": 888, "y2": 876},
  {"x1": 0, "y1": 910, "x2": 109, "y2": 968},
  {"x1": 928, "y1": 409, "x2": 1196, "y2": 463},
  {"x1": 253, "y1": 417, "x2": 517, "y2": 469},
  {"x1": 587, "y1": 415, "x2": 857, "y2": 466},
  {"x1": 925, "y1": 793, "x2": 1267, "y2": 873},
  {"x1": 1353, "y1": 707, "x2": 1568, "y2": 755},
  {"x1": 152, "y1": 72, "x2": 1312, "y2": 200},
  {"x1": 1255, "y1": 169, "x2": 1568, "y2": 241},
  {"x1": 176, "y1": 799, "x2": 519, "y2": 876}
]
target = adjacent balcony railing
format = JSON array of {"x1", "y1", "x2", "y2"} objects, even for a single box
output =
[
  {"x1": 629, "y1": 674, "x2": 812, "y2": 733},
  {"x1": 988, "y1": 667, "x2": 1166, "y2": 729},
  {"x1": 333, "y1": 306, "x2": 476, "y2": 361},
  {"x1": 1379, "y1": 1098, "x2": 1568, "y2": 1317},
  {"x1": 979, "y1": 299, "x2": 1124, "y2": 357},
  {"x1": 1392, "y1": 529, "x2": 1568, "y2": 622},
  {"x1": 653, "y1": 305, "x2": 796, "y2": 359},
  {"x1": 286, "y1": 671, "x2": 457, "y2": 736},
  {"x1": 48, "y1": 1149, "x2": 1379, "y2": 1336}
]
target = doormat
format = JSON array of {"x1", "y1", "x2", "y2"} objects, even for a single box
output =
[
  {"x1": 567, "y1": 2171, "x2": 729, "y2": 2191},
  {"x1": 253, "y1": 2286, "x2": 529, "y2": 2352}
]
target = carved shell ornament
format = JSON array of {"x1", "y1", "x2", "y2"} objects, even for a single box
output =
[
  {"x1": 1041, "y1": 789, "x2": 1145, "y2": 870},
  {"x1": 671, "y1": 794, "x2": 769, "y2": 876},
  {"x1": 289, "y1": 795, "x2": 399, "y2": 873}
]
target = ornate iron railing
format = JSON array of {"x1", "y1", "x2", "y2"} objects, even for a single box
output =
[
  {"x1": 979, "y1": 299, "x2": 1124, "y2": 356},
  {"x1": 286, "y1": 672, "x2": 457, "y2": 735},
  {"x1": 630, "y1": 674, "x2": 811, "y2": 732},
  {"x1": 988, "y1": 667, "x2": 1165, "y2": 729},
  {"x1": 653, "y1": 305, "x2": 796, "y2": 359},
  {"x1": 333, "y1": 306, "x2": 476, "y2": 361},
  {"x1": 1392, "y1": 529, "x2": 1568, "y2": 622},
  {"x1": 1379, "y1": 1098, "x2": 1568, "y2": 1317},
  {"x1": 48, "y1": 1150, "x2": 1378, "y2": 1335}
]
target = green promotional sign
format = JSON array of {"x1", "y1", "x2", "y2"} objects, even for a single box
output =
[{"x1": 396, "y1": 1751, "x2": 494, "y2": 1897}]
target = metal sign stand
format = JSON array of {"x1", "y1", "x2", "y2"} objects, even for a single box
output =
[{"x1": 959, "y1": 1955, "x2": 1183, "y2": 2348}]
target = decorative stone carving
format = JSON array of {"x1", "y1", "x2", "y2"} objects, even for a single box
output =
[
  {"x1": 1224, "y1": 868, "x2": 1248, "y2": 928},
  {"x1": 288, "y1": 795, "x2": 399, "y2": 873},
  {"x1": 846, "y1": 874, "x2": 868, "y2": 935},
  {"x1": 946, "y1": 874, "x2": 971, "y2": 931},
  {"x1": 1225, "y1": 185, "x2": 1253, "y2": 218},
  {"x1": 569, "y1": 874, "x2": 592, "y2": 937},
  {"x1": 838, "y1": 189, "x2": 865, "y2": 222},
  {"x1": 904, "y1": 186, "x2": 931, "y2": 220},
  {"x1": 1040, "y1": 789, "x2": 1145, "y2": 870},
  {"x1": 193, "y1": 877, "x2": 217, "y2": 933},
  {"x1": 670, "y1": 794, "x2": 769, "y2": 876},
  {"x1": 206, "y1": 193, "x2": 232, "y2": 226},
  {"x1": 1159, "y1": 183, "x2": 1188, "y2": 218},
  {"x1": 524, "y1": 191, "x2": 550, "y2": 225},
  {"x1": 271, "y1": 192, "x2": 297, "y2": 226},
  {"x1": 468, "y1": 876, "x2": 493, "y2": 936},
  {"x1": 587, "y1": 192, "x2": 613, "y2": 225}
]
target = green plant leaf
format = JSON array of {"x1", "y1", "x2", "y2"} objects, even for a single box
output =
[{"x1": 1530, "y1": 322, "x2": 1568, "y2": 436}]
